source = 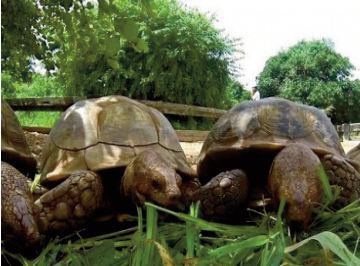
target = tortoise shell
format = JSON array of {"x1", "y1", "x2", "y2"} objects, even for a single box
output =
[
  {"x1": 197, "y1": 97, "x2": 344, "y2": 183},
  {"x1": 347, "y1": 143, "x2": 360, "y2": 170},
  {"x1": 1, "y1": 100, "x2": 37, "y2": 177},
  {"x1": 40, "y1": 96, "x2": 194, "y2": 183}
]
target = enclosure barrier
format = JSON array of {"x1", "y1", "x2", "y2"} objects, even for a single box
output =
[
  {"x1": 336, "y1": 123, "x2": 360, "y2": 141},
  {"x1": 5, "y1": 97, "x2": 359, "y2": 142},
  {"x1": 5, "y1": 97, "x2": 221, "y2": 142}
]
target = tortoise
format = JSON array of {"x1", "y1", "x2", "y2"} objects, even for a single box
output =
[
  {"x1": 346, "y1": 143, "x2": 360, "y2": 165},
  {"x1": 34, "y1": 96, "x2": 198, "y2": 233},
  {"x1": 195, "y1": 97, "x2": 360, "y2": 228},
  {"x1": 1, "y1": 100, "x2": 40, "y2": 247}
]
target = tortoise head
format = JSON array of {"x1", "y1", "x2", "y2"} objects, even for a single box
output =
[
  {"x1": 268, "y1": 143, "x2": 323, "y2": 229},
  {"x1": 121, "y1": 149, "x2": 184, "y2": 210}
]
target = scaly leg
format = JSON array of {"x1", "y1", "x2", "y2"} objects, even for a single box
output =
[
  {"x1": 34, "y1": 171, "x2": 103, "y2": 233},
  {"x1": 1, "y1": 161, "x2": 40, "y2": 247},
  {"x1": 321, "y1": 154, "x2": 360, "y2": 207},
  {"x1": 195, "y1": 169, "x2": 248, "y2": 222}
]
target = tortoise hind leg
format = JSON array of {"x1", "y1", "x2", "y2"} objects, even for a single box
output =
[
  {"x1": 321, "y1": 154, "x2": 360, "y2": 206},
  {"x1": 34, "y1": 171, "x2": 103, "y2": 234}
]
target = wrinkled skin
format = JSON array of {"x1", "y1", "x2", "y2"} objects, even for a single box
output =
[
  {"x1": 1, "y1": 162, "x2": 40, "y2": 247},
  {"x1": 121, "y1": 150, "x2": 183, "y2": 209},
  {"x1": 268, "y1": 143, "x2": 322, "y2": 228},
  {"x1": 195, "y1": 169, "x2": 248, "y2": 222}
]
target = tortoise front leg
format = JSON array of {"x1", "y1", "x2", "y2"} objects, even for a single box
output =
[
  {"x1": 194, "y1": 169, "x2": 249, "y2": 222},
  {"x1": 180, "y1": 178, "x2": 201, "y2": 207},
  {"x1": 321, "y1": 154, "x2": 360, "y2": 207},
  {"x1": 34, "y1": 171, "x2": 103, "y2": 233},
  {"x1": 1, "y1": 161, "x2": 40, "y2": 247}
]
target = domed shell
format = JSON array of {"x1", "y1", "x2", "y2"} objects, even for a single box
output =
[
  {"x1": 40, "y1": 96, "x2": 194, "y2": 183},
  {"x1": 198, "y1": 97, "x2": 344, "y2": 182},
  {"x1": 347, "y1": 143, "x2": 360, "y2": 167},
  {"x1": 1, "y1": 100, "x2": 37, "y2": 177}
]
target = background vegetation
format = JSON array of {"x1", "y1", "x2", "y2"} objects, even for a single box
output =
[
  {"x1": 257, "y1": 39, "x2": 360, "y2": 124},
  {"x1": 2, "y1": 0, "x2": 247, "y2": 109},
  {"x1": 3, "y1": 2, "x2": 359, "y2": 126}
]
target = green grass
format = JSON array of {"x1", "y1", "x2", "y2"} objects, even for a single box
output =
[
  {"x1": 3, "y1": 200, "x2": 359, "y2": 266},
  {"x1": 16, "y1": 111, "x2": 61, "y2": 128}
]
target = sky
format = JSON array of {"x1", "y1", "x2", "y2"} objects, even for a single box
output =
[{"x1": 181, "y1": 0, "x2": 360, "y2": 88}]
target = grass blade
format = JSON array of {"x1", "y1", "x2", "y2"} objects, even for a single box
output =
[
  {"x1": 142, "y1": 203, "x2": 158, "y2": 266},
  {"x1": 285, "y1": 231, "x2": 360, "y2": 265}
]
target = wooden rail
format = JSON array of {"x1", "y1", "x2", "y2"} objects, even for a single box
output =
[
  {"x1": 6, "y1": 97, "x2": 226, "y2": 119},
  {"x1": 336, "y1": 123, "x2": 360, "y2": 140},
  {"x1": 6, "y1": 97, "x2": 218, "y2": 142}
]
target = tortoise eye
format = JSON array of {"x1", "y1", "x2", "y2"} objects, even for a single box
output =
[{"x1": 151, "y1": 179, "x2": 162, "y2": 190}]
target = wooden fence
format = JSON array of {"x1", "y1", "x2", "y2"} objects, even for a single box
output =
[
  {"x1": 337, "y1": 123, "x2": 360, "y2": 141},
  {"x1": 5, "y1": 97, "x2": 360, "y2": 142},
  {"x1": 6, "y1": 97, "x2": 221, "y2": 142}
]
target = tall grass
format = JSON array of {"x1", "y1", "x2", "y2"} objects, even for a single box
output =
[
  {"x1": 16, "y1": 111, "x2": 62, "y2": 128},
  {"x1": 4, "y1": 199, "x2": 359, "y2": 266}
]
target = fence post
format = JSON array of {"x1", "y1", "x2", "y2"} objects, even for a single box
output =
[{"x1": 343, "y1": 123, "x2": 351, "y2": 140}]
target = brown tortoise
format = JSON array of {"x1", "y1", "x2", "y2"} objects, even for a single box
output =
[
  {"x1": 34, "y1": 96, "x2": 199, "y2": 233},
  {"x1": 196, "y1": 97, "x2": 360, "y2": 228},
  {"x1": 347, "y1": 143, "x2": 360, "y2": 166},
  {"x1": 1, "y1": 100, "x2": 40, "y2": 247}
]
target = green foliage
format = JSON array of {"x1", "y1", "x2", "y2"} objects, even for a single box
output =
[
  {"x1": 1, "y1": 72, "x2": 19, "y2": 97},
  {"x1": 257, "y1": 39, "x2": 360, "y2": 123},
  {"x1": 50, "y1": 0, "x2": 238, "y2": 108},
  {"x1": 1, "y1": 74, "x2": 65, "y2": 98},
  {"x1": 5, "y1": 200, "x2": 359, "y2": 265},
  {"x1": 2, "y1": 0, "x2": 239, "y2": 108},
  {"x1": 224, "y1": 79, "x2": 251, "y2": 108},
  {"x1": 1, "y1": 0, "x2": 45, "y2": 80},
  {"x1": 1, "y1": 74, "x2": 64, "y2": 127}
]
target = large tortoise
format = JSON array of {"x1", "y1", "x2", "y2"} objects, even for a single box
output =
[
  {"x1": 34, "y1": 96, "x2": 198, "y2": 233},
  {"x1": 1, "y1": 100, "x2": 40, "y2": 246},
  {"x1": 347, "y1": 143, "x2": 360, "y2": 165},
  {"x1": 196, "y1": 97, "x2": 360, "y2": 227}
]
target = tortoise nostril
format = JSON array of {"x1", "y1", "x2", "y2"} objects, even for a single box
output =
[{"x1": 168, "y1": 191, "x2": 181, "y2": 201}]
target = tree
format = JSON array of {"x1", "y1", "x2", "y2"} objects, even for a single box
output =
[
  {"x1": 1, "y1": 0, "x2": 149, "y2": 86},
  {"x1": 1, "y1": 0, "x2": 45, "y2": 80},
  {"x1": 54, "y1": 0, "x2": 239, "y2": 108},
  {"x1": 224, "y1": 79, "x2": 251, "y2": 107},
  {"x1": 2, "y1": 0, "x2": 240, "y2": 109},
  {"x1": 257, "y1": 39, "x2": 360, "y2": 123}
]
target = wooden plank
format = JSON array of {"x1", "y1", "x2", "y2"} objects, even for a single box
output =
[
  {"x1": 6, "y1": 97, "x2": 85, "y2": 111},
  {"x1": 350, "y1": 123, "x2": 360, "y2": 132},
  {"x1": 6, "y1": 97, "x2": 226, "y2": 119},
  {"x1": 175, "y1": 130, "x2": 209, "y2": 142},
  {"x1": 337, "y1": 123, "x2": 360, "y2": 133},
  {"x1": 22, "y1": 126, "x2": 209, "y2": 142},
  {"x1": 140, "y1": 100, "x2": 226, "y2": 119},
  {"x1": 23, "y1": 126, "x2": 51, "y2": 134}
]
